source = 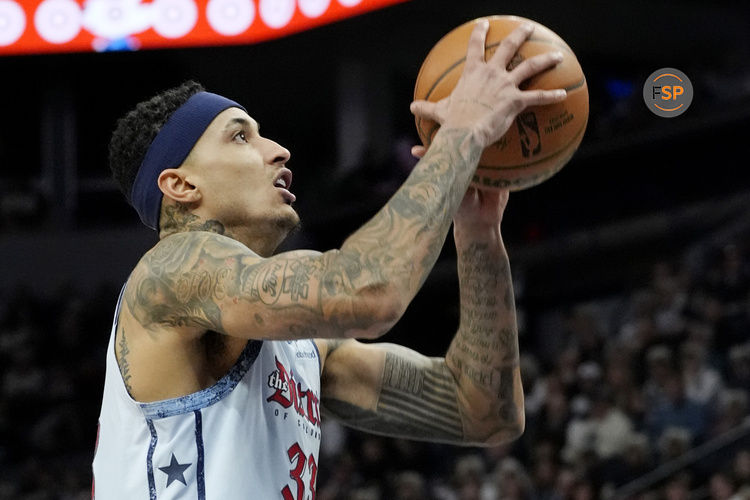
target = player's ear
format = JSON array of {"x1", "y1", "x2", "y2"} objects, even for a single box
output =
[{"x1": 158, "y1": 168, "x2": 201, "y2": 204}]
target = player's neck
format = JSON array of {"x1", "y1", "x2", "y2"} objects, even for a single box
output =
[
  {"x1": 158, "y1": 202, "x2": 230, "y2": 237},
  {"x1": 157, "y1": 203, "x2": 281, "y2": 257}
]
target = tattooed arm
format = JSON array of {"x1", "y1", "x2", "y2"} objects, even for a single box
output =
[
  {"x1": 318, "y1": 340, "x2": 465, "y2": 443},
  {"x1": 124, "y1": 21, "x2": 565, "y2": 342},
  {"x1": 317, "y1": 190, "x2": 522, "y2": 446},
  {"x1": 444, "y1": 188, "x2": 523, "y2": 443},
  {"x1": 125, "y1": 122, "x2": 481, "y2": 341}
]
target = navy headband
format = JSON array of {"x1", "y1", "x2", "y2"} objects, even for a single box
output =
[{"x1": 130, "y1": 91, "x2": 246, "y2": 230}]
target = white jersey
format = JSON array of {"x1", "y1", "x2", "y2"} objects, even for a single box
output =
[{"x1": 93, "y1": 286, "x2": 322, "y2": 499}]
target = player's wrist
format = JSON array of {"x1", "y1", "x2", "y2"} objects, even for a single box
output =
[
  {"x1": 453, "y1": 222, "x2": 503, "y2": 248},
  {"x1": 439, "y1": 114, "x2": 494, "y2": 149},
  {"x1": 430, "y1": 125, "x2": 488, "y2": 163}
]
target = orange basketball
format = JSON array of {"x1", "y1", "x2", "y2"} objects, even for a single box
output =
[{"x1": 414, "y1": 15, "x2": 589, "y2": 190}]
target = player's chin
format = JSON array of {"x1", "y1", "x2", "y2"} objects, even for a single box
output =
[{"x1": 275, "y1": 204, "x2": 300, "y2": 232}]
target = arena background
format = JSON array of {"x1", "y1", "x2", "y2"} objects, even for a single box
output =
[{"x1": 1, "y1": 0, "x2": 749, "y2": 498}]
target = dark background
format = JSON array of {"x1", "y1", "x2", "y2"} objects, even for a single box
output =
[
  {"x1": 0, "y1": 0, "x2": 749, "y2": 497},
  {"x1": 1, "y1": 0, "x2": 748, "y2": 349}
]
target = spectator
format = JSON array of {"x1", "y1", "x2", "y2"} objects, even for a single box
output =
[
  {"x1": 317, "y1": 451, "x2": 360, "y2": 500},
  {"x1": 569, "y1": 476, "x2": 596, "y2": 500},
  {"x1": 450, "y1": 455, "x2": 486, "y2": 500},
  {"x1": 680, "y1": 340, "x2": 724, "y2": 405},
  {"x1": 617, "y1": 289, "x2": 658, "y2": 353},
  {"x1": 536, "y1": 374, "x2": 572, "y2": 451},
  {"x1": 708, "y1": 471, "x2": 739, "y2": 500},
  {"x1": 645, "y1": 372, "x2": 708, "y2": 442},
  {"x1": 520, "y1": 354, "x2": 546, "y2": 419},
  {"x1": 656, "y1": 427, "x2": 693, "y2": 464},
  {"x1": 482, "y1": 457, "x2": 534, "y2": 500},
  {"x1": 710, "y1": 389, "x2": 749, "y2": 437},
  {"x1": 663, "y1": 471, "x2": 693, "y2": 500},
  {"x1": 393, "y1": 471, "x2": 429, "y2": 500},
  {"x1": 733, "y1": 449, "x2": 750, "y2": 489},
  {"x1": 566, "y1": 306, "x2": 605, "y2": 363},
  {"x1": 642, "y1": 344, "x2": 677, "y2": 413},
  {"x1": 726, "y1": 343, "x2": 750, "y2": 398},
  {"x1": 651, "y1": 261, "x2": 689, "y2": 339},
  {"x1": 710, "y1": 244, "x2": 749, "y2": 306},
  {"x1": 531, "y1": 456, "x2": 559, "y2": 500},
  {"x1": 595, "y1": 432, "x2": 654, "y2": 490},
  {"x1": 603, "y1": 346, "x2": 645, "y2": 421},
  {"x1": 551, "y1": 466, "x2": 578, "y2": 500},
  {"x1": 589, "y1": 388, "x2": 635, "y2": 460}
]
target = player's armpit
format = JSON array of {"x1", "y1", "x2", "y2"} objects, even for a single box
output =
[{"x1": 123, "y1": 231, "x2": 402, "y2": 340}]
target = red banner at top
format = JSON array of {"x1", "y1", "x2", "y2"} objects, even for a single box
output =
[{"x1": 0, "y1": 0, "x2": 408, "y2": 55}]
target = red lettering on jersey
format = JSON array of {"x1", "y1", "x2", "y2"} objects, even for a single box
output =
[
  {"x1": 267, "y1": 357, "x2": 292, "y2": 408},
  {"x1": 305, "y1": 390, "x2": 320, "y2": 426},
  {"x1": 281, "y1": 442, "x2": 318, "y2": 500},
  {"x1": 294, "y1": 381, "x2": 306, "y2": 418},
  {"x1": 267, "y1": 356, "x2": 320, "y2": 428}
]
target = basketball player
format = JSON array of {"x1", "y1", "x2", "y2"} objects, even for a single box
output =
[{"x1": 93, "y1": 21, "x2": 567, "y2": 498}]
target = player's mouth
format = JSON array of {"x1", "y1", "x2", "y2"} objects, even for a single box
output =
[{"x1": 273, "y1": 168, "x2": 296, "y2": 204}]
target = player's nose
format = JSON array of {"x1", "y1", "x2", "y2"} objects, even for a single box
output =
[{"x1": 261, "y1": 137, "x2": 291, "y2": 165}]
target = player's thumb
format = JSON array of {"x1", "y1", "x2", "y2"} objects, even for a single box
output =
[{"x1": 410, "y1": 100, "x2": 440, "y2": 122}]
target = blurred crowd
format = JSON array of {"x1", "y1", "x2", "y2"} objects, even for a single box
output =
[
  {"x1": 0, "y1": 233, "x2": 748, "y2": 499},
  {"x1": 314, "y1": 239, "x2": 750, "y2": 500},
  {"x1": 0, "y1": 283, "x2": 114, "y2": 499}
]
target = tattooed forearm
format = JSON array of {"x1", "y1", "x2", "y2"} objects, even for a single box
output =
[
  {"x1": 377, "y1": 351, "x2": 463, "y2": 440},
  {"x1": 445, "y1": 240, "x2": 523, "y2": 440},
  {"x1": 340, "y1": 128, "x2": 484, "y2": 298},
  {"x1": 323, "y1": 349, "x2": 463, "y2": 443}
]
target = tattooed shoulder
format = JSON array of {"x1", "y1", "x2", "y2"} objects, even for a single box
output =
[{"x1": 124, "y1": 231, "x2": 248, "y2": 332}]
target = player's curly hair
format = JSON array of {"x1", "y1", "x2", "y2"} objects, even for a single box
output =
[{"x1": 109, "y1": 80, "x2": 205, "y2": 202}]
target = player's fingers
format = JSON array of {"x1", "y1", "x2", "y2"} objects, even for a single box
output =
[
  {"x1": 511, "y1": 50, "x2": 564, "y2": 85},
  {"x1": 410, "y1": 100, "x2": 440, "y2": 122},
  {"x1": 520, "y1": 88, "x2": 567, "y2": 107},
  {"x1": 465, "y1": 19, "x2": 490, "y2": 67},
  {"x1": 490, "y1": 22, "x2": 534, "y2": 68}
]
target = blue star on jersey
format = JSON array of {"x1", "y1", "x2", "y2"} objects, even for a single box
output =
[{"x1": 159, "y1": 453, "x2": 191, "y2": 487}]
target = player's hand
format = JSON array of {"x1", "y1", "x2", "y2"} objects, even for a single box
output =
[
  {"x1": 454, "y1": 187, "x2": 509, "y2": 231},
  {"x1": 410, "y1": 20, "x2": 567, "y2": 148}
]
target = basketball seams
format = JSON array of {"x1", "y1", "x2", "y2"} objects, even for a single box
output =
[
  {"x1": 417, "y1": 38, "x2": 578, "y2": 102},
  {"x1": 564, "y1": 77, "x2": 587, "y2": 92},
  {"x1": 475, "y1": 119, "x2": 587, "y2": 191}
]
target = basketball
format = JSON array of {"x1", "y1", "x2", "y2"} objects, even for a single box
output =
[{"x1": 414, "y1": 15, "x2": 589, "y2": 191}]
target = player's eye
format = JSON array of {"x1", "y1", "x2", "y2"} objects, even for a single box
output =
[{"x1": 232, "y1": 130, "x2": 247, "y2": 143}]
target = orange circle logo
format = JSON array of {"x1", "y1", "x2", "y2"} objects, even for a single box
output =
[{"x1": 643, "y1": 68, "x2": 693, "y2": 118}]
